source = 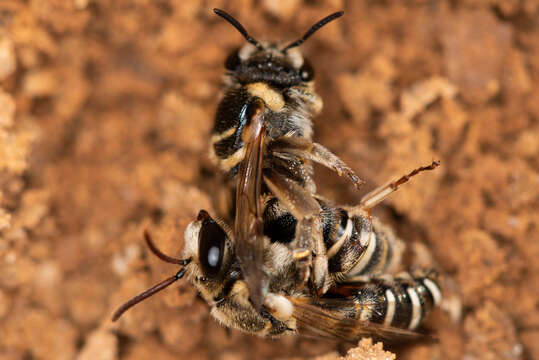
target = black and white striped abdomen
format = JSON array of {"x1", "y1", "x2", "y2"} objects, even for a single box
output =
[
  {"x1": 325, "y1": 208, "x2": 404, "y2": 280},
  {"x1": 352, "y1": 273, "x2": 442, "y2": 330}
]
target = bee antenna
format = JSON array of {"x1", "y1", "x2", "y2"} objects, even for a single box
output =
[
  {"x1": 111, "y1": 231, "x2": 192, "y2": 321},
  {"x1": 143, "y1": 230, "x2": 189, "y2": 265},
  {"x1": 111, "y1": 267, "x2": 189, "y2": 321},
  {"x1": 213, "y1": 8, "x2": 263, "y2": 50},
  {"x1": 282, "y1": 11, "x2": 344, "y2": 52}
]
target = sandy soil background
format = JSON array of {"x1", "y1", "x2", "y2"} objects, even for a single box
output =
[{"x1": 0, "y1": 1, "x2": 538, "y2": 359}]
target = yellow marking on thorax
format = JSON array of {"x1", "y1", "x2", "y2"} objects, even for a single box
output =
[
  {"x1": 246, "y1": 82, "x2": 285, "y2": 112},
  {"x1": 217, "y1": 147, "x2": 245, "y2": 171},
  {"x1": 210, "y1": 127, "x2": 236, "y2": 144}
]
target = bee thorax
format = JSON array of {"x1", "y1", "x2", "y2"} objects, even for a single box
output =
[{"x1": 246, "y1": 82, "x2": 285, "y2": 111}]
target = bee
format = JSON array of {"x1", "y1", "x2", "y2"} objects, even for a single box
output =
[
  {"x1": 208, "y1": 8, "x2": 365, "y2": 305},
  {"x1": 112, "y1": 161, "x2": 442, "y2": 341},
  {"x1": 111, "y1": 8, "x2": 444, "y2": 342}
]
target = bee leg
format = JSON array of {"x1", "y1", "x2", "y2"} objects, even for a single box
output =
[
  {"x1": 394, "y1": 271, "x2": 419, "y2": 287},
  {"x1": 295, "y1": 215, "x2": 330, "y2": 294},
  {"x1": 292, "y1": 217, "x2": 313, "y2": 287},
  {"x1": 263, "y1": 293, "x2": 294, "y2": 323},
  {"x1": 439, "y1": 276, "x2": 463, "y2": 323},
  {"x1": 359, "y1": 161, "x2": 440, "y2": 210},
  {"x1": 264, "y1": 171, "x2": 331, "y2": 293},
  {"x1": 269, "y1": 136, "x2": 364, "y2": 190},
  {"x1": 309, "y1": 142, "x2": 365, "y2": 190}
]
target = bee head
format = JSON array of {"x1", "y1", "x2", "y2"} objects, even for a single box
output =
[
  {"x1": 223, "y1": 42, "x2": 313, "y2": 88},
  {"x1": 114, "y1": 211, "x2": 295, "y2": 335},
  {"x1": 182, "y1": 210, "x2": 239, "y2": 298},
  {"x1": 111, "y1": 211, "x2": 235, "y2": 322},
  {"x1": 214, "y1": 8, "x2": 343, "y2": 88},
  {"x1": 184, "y1": 211, "x2": 291, "y2": 335}
]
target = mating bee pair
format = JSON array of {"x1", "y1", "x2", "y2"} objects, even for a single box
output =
[{"x1": 113, "y1": 8, "x2": 442, "y2": 342}]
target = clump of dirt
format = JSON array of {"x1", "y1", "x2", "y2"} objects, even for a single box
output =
[{"x1": 0, "y1": 1, "x2": 537, "y2": 359}]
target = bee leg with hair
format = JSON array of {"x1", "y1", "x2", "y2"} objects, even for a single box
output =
[
  {"x1": 359, "y1": 161, "x2": 440, "y2": 210},
  {"x1": 296, "y1": 215, "x2": 330, "y2": 295},
  {"x1": 269, "y1": 136, "x2": 365, "y2": 190},
  {"x1": 263, "y1": 293, "x2": 295, "y2": 325},
  {"x1": 264, "y1": 171, "x2": 332, "y2": 294}
]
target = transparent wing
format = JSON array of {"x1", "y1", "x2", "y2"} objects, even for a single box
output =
[
  {"x1": 234, "y1": 99, "x2": 268, "y2": 310},
  {"x1": 288, "y1": 296, "x2": 430, "y2": 343}
]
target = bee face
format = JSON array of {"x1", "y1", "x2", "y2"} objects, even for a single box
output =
[
  {"x1": 183, "y1": 211, "x2": 234, "y2": 289},
  {"x1": 225, "y1": 42, "x2": 314, "y2": 88},
  {"x1": 184, "y1": 211, "x2": 292, "y2": 336}
]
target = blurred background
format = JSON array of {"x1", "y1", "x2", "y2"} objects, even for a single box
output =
[{"x1": 0, "y1": 1, "x2": 537, "y2": 359}]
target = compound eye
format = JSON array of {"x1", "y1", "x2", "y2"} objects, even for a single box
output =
[
  {"x1": 198, "y1": 215, "x2": 226, "y2": 278},
  {"x1": 225, "y1": 48, "x2": 241, "y2": 71},
  {"x1": 299, "y1": 59, "x2": 314, "y2": 81}
]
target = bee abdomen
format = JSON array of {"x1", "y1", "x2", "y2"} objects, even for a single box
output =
[
  {"x1": 321, "y1": 205, "x2": 402, "y2": 279},
  {"x1": 343, "y1": 216, "x2": 402, "y2": 278},
  {"x1": 354, "y1": 273, "x2": 441, "y2": 330}
]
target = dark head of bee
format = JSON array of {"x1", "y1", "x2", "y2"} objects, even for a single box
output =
[
  {"x1": 214, "y1": 8, "x2": 342, "y2": 88},
  {"x1": 224, "y1": 45, "x2": 315, "y2": 88}
]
